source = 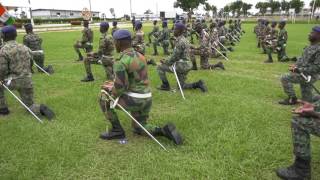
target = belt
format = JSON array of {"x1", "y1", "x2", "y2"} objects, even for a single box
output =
[
  {"x1": 102, "y1": 55, "x2": 112, "y2": 58},
  {"x1": 125, "y1": 92, "x2": 152, "y2": 98},
  {"x1": 32, "y1": 50, "x2": 44, "y2": 53}
]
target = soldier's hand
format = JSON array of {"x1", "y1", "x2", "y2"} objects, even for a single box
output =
[{"x1": 160, "y1": 59, "x2": 165, "y2": 64}]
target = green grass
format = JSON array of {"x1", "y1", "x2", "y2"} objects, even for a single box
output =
[{"x1": 0, "y1": 23, "x2": 320, "y2": 179}]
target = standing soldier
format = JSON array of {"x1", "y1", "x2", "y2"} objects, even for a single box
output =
[
  {"x1": 277, "y1": 21, "x2": 290, "y2": 62},
  {"x1": 153, "y1": 21, "x2": 170, "y2": 56},
  {"x1": 99, "y1": 29, "x2": 183, "y2": 145},
  {"x1": 264, "y1": 21, "x2": 279, "y2": 63},
  {"x1": 81, "y1": 22, "x2": 115, "y2": 82},
  {"x1": 111, "y1": 21, "x2": 119, "y2": 36},
  {"x1": 23, "y1": 23, "x2": 54, "y2": 74},
  {"x1": 148, "y1": 20, "x2": 160, "y2": 53},
  {"x1": 0, "y1": 25, "x2": 54, "y2": 119},
  {"x1": 73, "y1": 20, "x2": 93, "y2": 61},
  {"x1": 261, "y1": 20, "x2": 271, "y2": 54},
  {"x1": 156, "y1": 22, "x2": 208, "y2": 92},
  {"x1": 279, "y1": 26, "x2": 320, "y2": 105},
  {"x1": 276, "y1": 99, "x2": 320, "y2": 180}
]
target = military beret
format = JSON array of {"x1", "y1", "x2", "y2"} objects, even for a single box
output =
[
  {"x1": 24, "y1": 23, "x2": 33, "y2": 29},
  {"x1": 135, "y1": 21, "x2": 142, "y2": 29},
  {"x1": 113, "y1": 29, "x2": 131, "y2": 40},
  {"x1": 312, "y1": 26, "x2": 320, "y2": 33},
  {"x1": 175, "y1": 22, "x2": 186, "y2": 30},
  {"x1": 279, "y1": 20, "x2": 286, "y2": 25},
  {"x1": 112, "y1": 21, "x2": 117, "y2": 26},
  {"x1": 162, "y1": 21, "x2": 168, "y2": 26},
  {"x1": 100, "y1": 22, "x2": 109, "y2": 28},
  {"x1": 2, "y1": 25, "x2": 16, "y2": 34}
]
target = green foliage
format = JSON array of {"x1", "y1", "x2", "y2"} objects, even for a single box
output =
[
  {"x1": 174, "y1": 0, "x2": 207, "y2": 15},
  {"x1": 289, "y1": 0, "x2": 305, "y2": 14},
  {"x1": 281, "y1": 0, "x2": 291, "y2": 14},
  {"x1": 269, "y1": 0, "x2": 281, "y2": 15},
  {"x1": 256, "y1": 2, "x2": 269, "y2": 15},
  {"x1": 310, "y1": 0, "x2": 320, "y2": 15}
]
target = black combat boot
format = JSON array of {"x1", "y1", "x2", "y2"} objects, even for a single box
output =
[
  {"x1": 81, "y1": 74, "x2": 94, "y2": 82},
  {"x1": 77, "y1": 53, "x2": 83, "y2": 61},
  {"x1": 152, "y1": 49, "x2": 159, "y2": 56},
  {"x1": 45, "y1": 65, "x2": 54, "y2": 74},
  {"x1": 211, "y1": 62, "x2": 225, "y2": 70},
  {"x1": 192, "y1": 61, "x2": 198, "y2": 70},
  {"x1": 100, "y1": 122, "x2": 126, "y2": 140},
  {"x1": 291, "y1": 57, "x2": 298, "y2": 62},
  {"x1": 194, "y1": 80, "x2": 208, "y2": 93},
  {"x1": 152, "y1": 123, "x2": 183, "y2": 145},
  {"x1": 227, "y1": 47, "x2": 234, "y2": 52},
  {"x1": 0, "y1": 107, "x2": 10, "y2": 116},
  {"x1": 40, "y1": 104, "x2": 55, "y2": 120},
  {"x1": 147, "y1": 59, "x2": 157, "y2": 66},
  {"x1": 157, "y1": 81, "x2": 171, "y2": 91},
  {"x1": 222, "y1": 52, "x2": 227, "y2": 58},
  {"x1": 231, "y1": 42, "x2": 236, "y2": 46},
  {"x1": 276, "y1": 157, "x2": 311, "y2": 180},
  {"x1": 278, "y1": 97, "x2": 298, "y2": 105}
]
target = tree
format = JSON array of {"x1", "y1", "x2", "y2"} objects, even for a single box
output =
[
  {"x1": 281, "y1": 0, "x2": 291, "y2": 15},
  {"x1": 242, "y1": 3, "x2": 252, "y2": 17},
  {"x1": 289, "y1": 0, "x2": 304, "y2": 14},
  {"x1": 310, "y1": 0, "x2": 320, "y2": 16},
  {"x1": 211, "y1": 5, "x2": 217, "y2": 17},
  {"x1": 203, "y1": 2, "x2": 212, "y2": 17},
  {"x1": 269, "y1": 0, "x2": 281, "y2": 15},
  {"x1": 223, "y1": 5, "x2": 230, "y2": 18},
  {"x1": 229, "y1": 0, "x2": 243, "y2": 17},
  {"x1": 255, "y1": 2, "x2": 268, "y2": 16},
  {"x1": 109, "y1": 8, "x2": 116, "y2": 19},
  {"x1": 174, "y1": 0, "x2": 207, "y2": 20}
]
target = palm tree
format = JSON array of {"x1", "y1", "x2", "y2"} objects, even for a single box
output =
[
  {"x1": 255, "y1": 2, "x2": 268, "y2": 16},
  {"x1": 289, "y1": 0, "x2": 304, "y2": 14},
  {"x1": 269, "y1": 0, "x2": 281, "y2": 15}
]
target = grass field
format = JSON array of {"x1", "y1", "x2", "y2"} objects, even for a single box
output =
[{"x1": 0, "y1": 23, "x2": 320, "y2": 179}]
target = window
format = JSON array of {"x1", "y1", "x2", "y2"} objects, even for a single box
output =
[
  {"x1": 70, "y1": 13, "x2": 74, "y2": 16},
  {"x1": 56, "y1": 12, "x2": 60, "y2": 16}
]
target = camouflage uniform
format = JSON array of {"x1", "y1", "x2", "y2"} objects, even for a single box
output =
[
  {"x1": 153, "y1": 26, "x2": 170, "y2": 55},
  {"x1": 280, "y1": 43, "x2": 320, "y2": 102},
  {"x1": 23, "y1": 32, "x2": 45, "y2": 71},
  {"x1": 277, "y1": 28, "x2": 289, "y2": 61},
  {"x1": 74, "y1": 27, "x2": 93, "y2": 60},
  {"x1": 99, "y1": 48, "x2": 159, "y2": 134},
  {"x1": 0, "y1": 40, "x2": 41, "y2": 115},
  {"x1": 261, "y1": 23, "x2": 271, "y2": 53},
  {"x1": 111, "y1": 26, "x2": 119, "y2": 36},
  {"x1": 265, "y1": 25, "x2": 279, "y2": 62},
  {"x1": 84, "y1": 32, "x2": 115, "y2": 80},
  {"x1": 148, "y1": 24, "x2": 159, "y2": 44},
  {"x1": 132, "y1": 29, "x2": 145, "y2": 55}
]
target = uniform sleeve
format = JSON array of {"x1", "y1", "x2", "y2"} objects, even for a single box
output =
[
  {"x1": 112, "y1": 61, "x2": 129, "y2": 97},
  {"x1": 23, "y1": 36, "x2": 28, "y2": 46},
  {"x1": 165, "y1": 41, "x2": 181, "y2": 65},
  {"x1": 299, "y1": 51, "x2": 320, "y2": 75},
  {"x1": 0, "y1": 51, "x2": 8, "y2": 81},
  {"x1": 81, "y1": 29, "x2": 89, "y2": 43}
]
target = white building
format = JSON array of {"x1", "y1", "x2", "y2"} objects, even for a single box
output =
[{"x1": 32, "y1": 9, "x2": 99, "y2": 19}]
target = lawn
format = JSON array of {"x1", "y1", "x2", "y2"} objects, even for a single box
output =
[{"x1": 0, "y1": 23, "x2": 319, "y2": 179}]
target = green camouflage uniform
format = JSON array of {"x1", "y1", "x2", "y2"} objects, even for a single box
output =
[
  {"x1": 291, "y1": 100, "x2": 320, "y2": 159},
  {"x1": 99, "y1": 48, "x2": 159, "y2": 133},
  {"x1": 74, "y1": 27, "x2": 93, "y2": 58},
  {"x1": 157, "y1": 35, "x2": 200, "y2": 89},
  {"x1": 0, "y1": 40, "x2": 41, "y2": 115},
  {"x1": 132, "y1": 30, "x2": 145, "y2": 55},
  {"x1": 281, "y1": 43, "x2": 320, "y2": 102},
  {"x1": 190, "y1": 29, "x2": 212, "y2": 69},
  {"x1": 265, "y1": 26, "x2": 279, "y2": 61},
  {"x1": 261, "y1": 25, "x2": 271, "y2": 53},
  {"x1": 277, "y1": 28, "x2": 289, "y2": 61},
  {"x1": 84, "y1": 32, "x2": 115, "y2": 80},
  {"x1": 23, "y1": 32, "x2": 45, "y2": 71},
  {"x1": 148, "y1": 25, "x2": 159, "y2": 44},
  {"x1": 153, "y1": 27, "x2": 170, "y2": 55},
  {"x1": 111, "y1": 27, "x2": 119, "y2": 36}
]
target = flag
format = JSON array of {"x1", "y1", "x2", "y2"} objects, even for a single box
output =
[{"x1": 0, "y1": 4, "x2": 15, "y2": 25}]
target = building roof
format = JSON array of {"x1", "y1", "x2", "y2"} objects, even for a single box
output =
[{"x1": 32, "y1": 8, "x2": 99, "y2": 13}]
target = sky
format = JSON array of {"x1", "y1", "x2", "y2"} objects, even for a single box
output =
[{"x1": 0, "y1": 0, "x2": 315, "y2": 18}]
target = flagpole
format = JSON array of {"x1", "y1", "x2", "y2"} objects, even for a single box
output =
[
  {"x1": 130, "y1": 0, "x2": 133, "y2": 17},
  {"x1": 89, "y1": 0, "x2": 92, "y2": 22},
  {"x1": 28, "y1": 0, "x2": 34, "y2": 26}
]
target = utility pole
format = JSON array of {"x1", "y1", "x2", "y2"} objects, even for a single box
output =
[
  {"x1": 130, "y1": 0, "x2": 133, "y2": 18},
  {"x1": 28, "y1": 0, "x2": 34, "y2": 26},
  {"x1": 89, "y1": 0, "x2": 93, "y2": 22}
]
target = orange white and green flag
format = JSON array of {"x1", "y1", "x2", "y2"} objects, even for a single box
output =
[{"x1": 0, "y1": 4, "x2": 15, "y2": 25}]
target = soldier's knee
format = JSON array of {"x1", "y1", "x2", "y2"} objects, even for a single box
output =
[{"x1": 280, "y1": 74, "x2": 290, "y2": 83}]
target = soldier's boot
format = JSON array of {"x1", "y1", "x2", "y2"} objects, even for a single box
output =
[
  {"x1": 264, "y1": 53, "x2": 273, "y2": 63},
  {"x1": 276, "y1": 157, "x2": 311, "y2": 180},
  {"x1": 193, "y1": 80, "x2": 208, "y2": 93},
  {"x1": 100, "y1": 122, "x2": 126, "y2": 140},
  {"x1": 278, "y1": 96, "x2": 298, "y2": 105},
  {"x1": 222, "y1": 52, "x2": 227, "y2": 58},
  {"x1": 231, "y1": 42, "x2": 236, "y2": 46},
  {"x1": 0, "y1": 107, "x2": 10, "y2": 116},
  {"x1": 227, "y1": 47, "x2": 234, "y2": 52},
  {"x1": 157, "y1": 81, "x2": 171, "y2": 91},
  {"x1": 40, "y1": 104, "x2": 55, "y2": 120},
  {"x1": 211, "y1": 62, "x2": 225, "y2": 70},
  {"x1": 45, "y1": 65, "x2": 54, "y2": 74},
  {"x1": 81, "y1": 73, "x2": 94, "y2": 82},
  {"x1": 291, "y1": 57, "x2": 298, "y2": 62},
  {"x1": 152, "y1": 48, "x2": 159, "y2": 56},
  {"x1": 192, "y1": 61, "x2": 198, "y2": 70},
  {"x1": 77, "y1": 53, "x2": 83, "y2": 61},
  {"x1": 147, "y1": 59, "x2": 157, "y2": 66},
  {"x1": 158, "y1": 123, "x2": 183, "y2": 145}
]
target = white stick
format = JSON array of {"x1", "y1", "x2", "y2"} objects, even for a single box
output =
[
  {"x1": 34, "y1": 63, "x2": 50, "y2": 76},
  {"x1": 217, "y1": 41, "x2": 230, "y2": 52},
  {"x1": 172, "y1": 63, "x2": 186, "y2": 100},
  {"x1": 101, "y1": 90, "x2": 168, "y2": 151},
  {"x1": 211, "y1": 46, "x2": 229, "y2": 61},
  {"x1": 1, "y1": 83, "x2": 43, "y2": 123}
]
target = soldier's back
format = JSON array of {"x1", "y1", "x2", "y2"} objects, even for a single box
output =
[{"x1": 23, "y1": 33, "x2": 42, "y2": 51}]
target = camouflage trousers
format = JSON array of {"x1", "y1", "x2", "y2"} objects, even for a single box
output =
[
  {"x1": 280, "y1": 73, "x2": 316, "y2": 102},
  {"x1": 291, "y1": 116, "x2": 320, "y2": 159},
  {"x1": 84, "y1": 54, "x2": 114, "y2": 80},
  {"x1": 277, "y1": 43, "x2": 289, "y2": 61},
  {"x1": 190, "y1": 48, "x2": 212, "y2": 69},
  {"x1": 157, "y1": 62, "x2": 198, "y2": 89},
  {"x1": 99, "y1": 94, "x2": 158, "y2": 133},
  {"x1": 31, "y1": 52, "x2": 45, "y2": 71},
  {"x1": 0, "y1": 77, "x2": 40, "y2": 115},
  {"x1": 73, "y1": 41, "x2": 93, "y2": 57},
  {"x1": 153, "y1": 40, "x2": 169, "y2": 55}
]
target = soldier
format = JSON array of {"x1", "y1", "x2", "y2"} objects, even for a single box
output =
[
  {"x1": 0, "y1": 26, "x2": 54, "y2": 119},
  {"x1": 73, "y1": 20, "x2": 93, "y2": 61},
  {"x1": 99, "y1": 29, "x2": 182, "y2": 145},
  {"x1": 279, "y1": 26, "x2": 320, "y2": 105},
  {"x1": 153, "y1": 20, "x2": 170, "y2": 56},
  {"x1": 81, "y1": 22, "x2": 115, "y2": 82},
  {"x1": 264, "y1": 21, "x2": 279, "y2": 63},
  {"x1": 156, "y1": 22, "x2": 208, "y2": 92},
  {"x1": 275, "y1": 99, "x2": 320, "y2": 180},
  {"x1": 111, "y1": 21, "x2": 119, "y2": 36},
  {"x1": 23, "y1": 23, "x2": 53, "y2": 74},
  {"x1": 148, "y1": 20, "x2": 159, "y2": 44},
  {"x1": 190, "y1": 23, "x2": 225, "y2": 71},
  {"x1": 277, "y1": 21, "x2": 290, "y2": 62},
  {"x1": 261, "y1": 20, "x2": 271, "y2": 54},
  {"x1": 132, "y1": 21, "x2": 146, "y2": 55}
]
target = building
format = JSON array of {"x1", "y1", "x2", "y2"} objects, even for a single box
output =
[{"x1": 32, "y1": 9, "x2": 99, "y2": 19}]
